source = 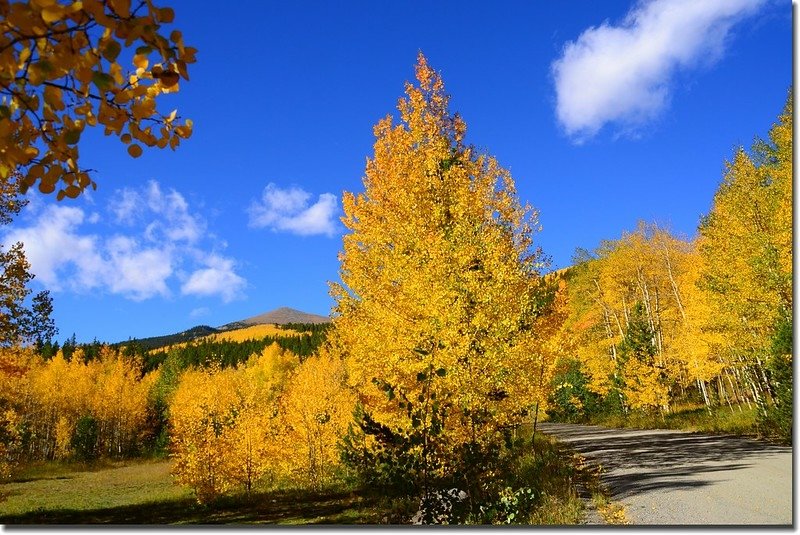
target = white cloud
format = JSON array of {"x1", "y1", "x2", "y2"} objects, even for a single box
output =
[
  {"x1": 113, "y1": 180, "x2": 204, "y2": 244},
  {"x1": 106, "y1": 236, "x2": 173, "y2": 300},
  {"x1": 552, "y1": 0, "x2": 766, "y2": 140},
  {"x1": 111, "y1": 188, "x2": 140, "y2": 225},
  {"x1": 5, "y1": 205, "x2": 106, "y2": 292},
  {"x1": 4, "y1": 181, "x2": 246, "y2": 303},
  {"x1": 181, "y1": 255, "x2": 246, "y2": 303},
  {"x1": 248, "y1": 183, "x2": 338, "y2": 237}
]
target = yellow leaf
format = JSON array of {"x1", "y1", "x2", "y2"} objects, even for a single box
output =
[
  {"x1": 158, "y1": 7, "x2": 174, "y2": 23},
  {"x1": 127, "y1": 144, "x2": 143, "y2": 158},
  {"x1": 133, "y1": 54, "x2": 149, "y2": 70},
  {"x1": 40, "y1": 5, "x2": 64, "y2": 23}
]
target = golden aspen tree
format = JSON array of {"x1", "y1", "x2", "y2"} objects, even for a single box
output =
[
  {"x1": 169, "y1": 344, "x2": 297, "y2": 502},
  {"x1": 560, "y1": 258, "x2": 621, "y2": 400},
  {"x1": 330, "y1": 54, "x2": 551, "y2": 496},
  {"x1": 0, "y1": 346, "x2": 32, "y2": 476},
  {"x1": 699, "y1": 92, "x2": 792, "y2": 419},
  {"x1": 224, "y1": 344, "x2": 296, "y2": 493},
  {"x1": 0, "y1": 0, "x2": 197, "y2": 199},
  {"x1": 169, "y1": 366, "x2": 239, "y2": 502},
  {"x1": 281, "y1": 349, "x2": 355, "y2": 489},
  {"x1": 700, "y1": 94, "x2": 792, "y2": 347}
]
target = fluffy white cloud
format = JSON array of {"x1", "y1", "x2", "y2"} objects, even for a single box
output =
[
  {"x1": 552, "y1": 0, "x2": 765, "y2": 140},
  {"x1": 248, "y1": 183, "x2": 338, "y2": 237},
  {"x1": 5, "y1": 205, "x2": 106, "y2": 292},
  {"x1": 110, "y1": 188, "x2": 140, "y2": 225},
  {"x1": 106, "y1": 236, "x2": 173, "y2": 300},
  {"x1": 181, "y1": 255, "x2": 246, "y2": 303},
  {"x1": 4, "y1": 181, "x2": 245, "y2": 303}
]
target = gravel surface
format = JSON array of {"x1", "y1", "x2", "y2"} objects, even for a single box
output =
[{"x1": 538, "y1": 422, "x2": 792, "y2": 526}]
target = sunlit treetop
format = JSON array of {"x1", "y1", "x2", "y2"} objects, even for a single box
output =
[{"x1": 0, "y1": 0, "x2": 196, "y2": 199}]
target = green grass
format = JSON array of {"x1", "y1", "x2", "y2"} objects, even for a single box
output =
[
  {"x1": 0, "y1": 460, "x2": 191, "y2": 522},
  {"x1": 0, "y1": 460, "x2": 391, "y2": 524},
  {"x1": 591, "y1": 403, "x2": 759, "y2": 436}
]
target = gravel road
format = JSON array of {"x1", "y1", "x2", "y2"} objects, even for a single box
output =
[{"x1": 538, "y1": 422, "x2": 792, "y2": 526}]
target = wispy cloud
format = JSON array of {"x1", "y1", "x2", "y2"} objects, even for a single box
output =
[
  {"x1": 248, "y1": 183, "x2": 338, "y2": 237},
  {"x1": 5, "y1": 181, "x2": 246, "y2": 302},
  {"x1": 552, "y1": 0, "x2": 766, "y2": 140},
  {"x1": 190, "y1": 307, "x2": 210, "y2": 319}
]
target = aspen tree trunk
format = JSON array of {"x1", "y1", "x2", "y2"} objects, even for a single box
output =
[
  {"x1": 622, "y1": 295, "x2": 630, "y2": 326},
  {"x1": 731, "y1": 366, "x2": 753, "y2": 409},
  {"x1": 697, "y1": 379, "x2": 711, "y2": 409},
  {"x1": 718, "y1": 376, "x2": 734, "y2": 411},
  {"x1": 724, "y1": 369, "x2": 744, "y2": 410},
  {"x1": 653, "y1": 287, "x2": 665, "y2": 364},
  {"x1": 661, "y1": 238, "x2": 687, "y2": 322}
]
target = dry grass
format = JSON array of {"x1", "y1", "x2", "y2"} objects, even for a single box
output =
[{"x1": 594, "y1": 403, "x2": 759, "y2": 436}]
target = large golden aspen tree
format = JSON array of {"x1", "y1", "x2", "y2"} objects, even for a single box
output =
[
  {"x1": 699, "y1": 94, "x2": 792, "y2": 359},
  {"x1": 331, "y1": 54, "x2": 552, "y2": 496}
]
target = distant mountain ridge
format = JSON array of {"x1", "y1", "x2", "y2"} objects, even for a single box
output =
[
  {"x1": 220, "y1": 307, "x2": 330, "y2": 330},
  {"x1": 114, "y1": 324, "x2": 219, "y2": 350},
  {"x1": 116, "y1": 307, "x2": 329, "y2": 349}
]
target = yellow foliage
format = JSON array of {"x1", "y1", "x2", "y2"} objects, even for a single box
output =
[
  {"x1": 169, "y1": 343, "x2": 296, "y2": 502},
  {"x1": 9, "y1": 346, "x2": 153, "y2": 460},
  {"x1": 280, "y1": 350, "x2": 355, "y2": 489},
  {"x1": 0, "y1": 0, "x2": 197, "y2": 198},
  {"x1": 0, "y1": 406, "x2": 23, "y2": 478},
  {"x1": 330, "y1": 53, "x2": 554, "y2": 472},
  {"x1": 699, "y1": 92, "x2": 792, "y2": 363},
  {"x1": 148, "y1": 324, "x2": 298, "y2": 354},
  {"x1": 562, "y1": 224, "x2": 717, "y2": 410},
  {"x1": 208, "y1": 324, "x2": 299, "y2": 343}
]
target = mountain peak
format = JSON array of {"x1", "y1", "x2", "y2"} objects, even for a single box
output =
[{"x1": 221, "y1": 307, "x2": 330, "y2": 329}]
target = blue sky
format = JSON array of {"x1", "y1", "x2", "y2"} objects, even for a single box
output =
[{"x1": 6, "y1": 0, "x2": 791, "y2": 343}]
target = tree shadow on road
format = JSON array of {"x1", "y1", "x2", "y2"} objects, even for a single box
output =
[{"x1": 538, "y1": 422, "x2": 791, "y2": 501}]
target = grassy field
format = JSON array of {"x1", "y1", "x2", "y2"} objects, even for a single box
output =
[
  {"x1": 0, "y1": 460, "x2": 393, "y2": 525},
  {"x1": 0, "y1": 436, "x2": 587, "y2": 525}
]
